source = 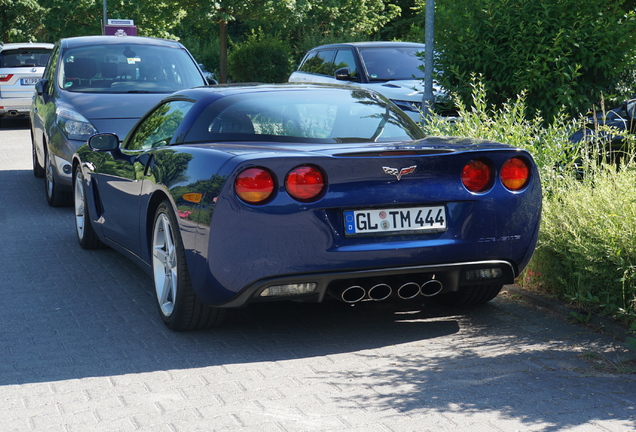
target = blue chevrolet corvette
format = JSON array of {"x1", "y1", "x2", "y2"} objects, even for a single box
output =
[{"x1": 72, "y1": 83, "x2": 542, "y2": 330}]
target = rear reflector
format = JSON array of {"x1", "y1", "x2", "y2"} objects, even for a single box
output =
[
  {"x1": 465, "y1": 268, "x2": 503, "y2": 281},
  {"x1": 260, "y1": 283, "x2": 317, "y2": 297}
]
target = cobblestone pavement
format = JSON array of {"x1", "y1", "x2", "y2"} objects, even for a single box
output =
[{"x1": 1, "y1": 117, "x2": 636, "y2": 431}]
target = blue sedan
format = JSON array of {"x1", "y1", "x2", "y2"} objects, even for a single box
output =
[{"x1": 72, "y1": 83, "x2": 542, "y2": 330}]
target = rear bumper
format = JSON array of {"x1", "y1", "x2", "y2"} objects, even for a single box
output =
[
  {"x1": 207, "y1": 259, "x2": 515, "y2": 307},
  {"x1": 0, "y1": 97, "x2": 32, "y2": 116}
]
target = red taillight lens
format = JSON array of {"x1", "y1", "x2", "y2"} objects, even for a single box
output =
[
  {"x1": 501, "y1": 157, "x2": 530, "y2": 191},
  {"x1": 235, "y1": 167, "x2": 275, "y2": 204},
  {"x1": 0, "y1": 74, "x2": 13, "y2": 82},
  {"x1": 285, "y1": 165, "x2": 326, "y2": 202},
  {"x1": 462, "y1": 159, "x2": 492, "y2": 192}
]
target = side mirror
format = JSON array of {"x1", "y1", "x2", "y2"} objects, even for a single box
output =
[
  {"x1": 35, "y1": 79, "x2": 48, "y2": 95},
  {"x1": 207, "y1": 77, "x2": 218, "y2": 85},
  {"x1": 334, "y1": 67, "x2": 353, "y2": 81},
  {"x1": 88, "y1": 133, "x2": 120, "y2": 151}
]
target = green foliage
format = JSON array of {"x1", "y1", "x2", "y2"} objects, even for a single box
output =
[
  {"x1": 180, "y1": 33, "x2": 221, "y2": 77},
  {"x1": 432, "y1": 0, "x2": 636, "y2": 122},
  {"x1": 227, "y1": 31, "x2": 294, "y2": 83},
  {"x1": 0, "y1": 0, "x2": 46, "y2": 42},
  {"x1": 422, "y1": 77, "x2": 580, "y2": 187},
  {"x1": 534, "y1": 160, "x2": 636, "y2": 323},
  {"x1": 424, "y1": 79, "x2": 636, "y2": 330}
]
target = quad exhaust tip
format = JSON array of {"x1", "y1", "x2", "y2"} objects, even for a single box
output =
[{"x1": 330, "y1": 278, "x2": 444, "y2": 303}]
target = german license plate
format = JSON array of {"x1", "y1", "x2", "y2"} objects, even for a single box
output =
[
  {"x1": 344, "y1": 206, "x2": 446, "y2": 236},
  {"x1": 20, "y1": 78, "x2": 39, "y2": 85}
]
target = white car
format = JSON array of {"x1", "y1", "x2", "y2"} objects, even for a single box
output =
[
  {"x1": 0, "y1": 42, "x2": 53, "y2": 119},
  {"x1": 288, "y1": 41, "x2": 454, "y2": 122}
]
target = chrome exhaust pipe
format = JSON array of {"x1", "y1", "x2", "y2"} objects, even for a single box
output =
[
  {"x1": 420, "y1": 279, "x2": 443, "y2": 297},
  {"x1": 330, "y1": 285, "x2": 366, "y2": 304},
  {"x1": 7, "y1": 110, "x2": 20, "y2": 117},
  {"x1": 397, "y1": 282, "x2": 421, "y2": 299},
  {"x1": 367, "y1": 283, "x2": 392, "y2": 301}
]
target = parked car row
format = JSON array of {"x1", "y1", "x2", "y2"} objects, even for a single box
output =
[{"x1": 16, "y1": 35, "x2": 540, "y2": 330}]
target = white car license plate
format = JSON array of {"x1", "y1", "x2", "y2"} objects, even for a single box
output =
[
  {"x1": 344, "y1": 206, "x2": 446, "y2": 236},
  {"x1": 21, "y1": 78, "x2": 39, "y2": 85}
]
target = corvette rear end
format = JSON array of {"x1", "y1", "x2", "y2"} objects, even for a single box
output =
[{"x1": 191, "y1": 138, "x2": 541, "y2": 307}]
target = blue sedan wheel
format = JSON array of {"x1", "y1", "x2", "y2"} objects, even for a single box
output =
[
  {"x1": 31, "y1": 131, "x2": 44, "y2": 178},
  {"x1": 152, "y1": 201, "x2": 224, "y2": 331},
  {"x1": 44, "y1": 149, "x2": 71, "y2": 207},
  {"x1": 73, "y1": 165, "x2": 103, "y2": 250}
]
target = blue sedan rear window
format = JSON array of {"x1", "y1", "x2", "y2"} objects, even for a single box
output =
[{"x1": 186, "y1": 88, "x2": 425, "y2": 144}]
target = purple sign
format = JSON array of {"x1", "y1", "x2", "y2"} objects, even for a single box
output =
[{"x1": 104, "y1": 25, "x2": 137, "y2": 36}]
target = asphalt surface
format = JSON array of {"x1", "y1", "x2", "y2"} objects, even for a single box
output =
[{"x1": 1, "y1": 116, "x2": 636, "y2": 432}]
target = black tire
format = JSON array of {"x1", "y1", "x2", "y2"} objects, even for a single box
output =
[
  {"x1": 151, "y1": 200, "x2": 224, "y2": 331},
  {"x1": 433, "y1": 284, "x2": 503, "y2": 306},
  {"x1": 44, "y1": 150, "x2": 71, "y2": 207},
  {"x1": 73, "y1": 165, "x2": 104, "y2": 249},
  {"x1": 31, "y1": 132, "x2": 44, "y2": 178}
]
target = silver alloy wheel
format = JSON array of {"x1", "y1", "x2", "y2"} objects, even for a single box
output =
[
  {"x1": 74, "y1": 170, "x2": 86, "y2": 240},
  {"x1": 153, "y1": 213, "x2": 177, "y2": 317}
]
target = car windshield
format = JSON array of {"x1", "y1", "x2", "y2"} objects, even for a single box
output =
[
  {"x1": 359, "y1": 47, "x2": 425, "y2": 81},
  {"x1": 186, "y1": 87, "x2": 426, "y2": 144},
  {"x1": 58, "y1": 44, "x2": 205, "y2": 93},
  {"x1": 0, "y1": 48, "x2": 51, "y2": 68}
]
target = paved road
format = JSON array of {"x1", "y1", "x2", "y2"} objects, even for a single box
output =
[{"x1": 1, "y1": 117, "x2": 635, "y2": 432}]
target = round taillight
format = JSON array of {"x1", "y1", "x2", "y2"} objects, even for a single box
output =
[
  {"x1": 462, "y1": 159, "x2": 492, "y2": 192},
  {"x1": 235, "y1": 167, "x2": 275, "y2": 204},
  {"x1": 285, "y1": 165, "x2": 326, "y2": 202},
  {"x1": 501, "y1": 157, "x2": 530, "y2": 191}
]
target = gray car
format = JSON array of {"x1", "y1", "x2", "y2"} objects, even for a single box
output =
[
  {"x1": 288, "y1": 41, "x2": 454, "y2": 122},
  {"x1": 0, "y1": 42, "x2": 53, "y2": 119},
  {"x1": 30, "y1": 35, "x2": 209, "y2": 206}
]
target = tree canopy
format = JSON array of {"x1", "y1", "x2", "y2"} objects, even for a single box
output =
[{"x1": 3, "y1": 0, "x2": 636, "y2": 119}]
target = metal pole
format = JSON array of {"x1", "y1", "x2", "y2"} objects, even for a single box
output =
[
  {"x1": 103, "y1": 0, "x2": 108, "y2": 34},
  {"x1": 422, "y1": 0, "x2": 435, "y2": 119}
]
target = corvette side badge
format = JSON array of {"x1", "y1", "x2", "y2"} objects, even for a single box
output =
[{"x1": 383, "y1": 165, "x2": 417, "y2": 181}]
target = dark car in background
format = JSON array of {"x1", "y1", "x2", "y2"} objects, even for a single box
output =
[
  {"x1": 288, "y1": 41, "x2": 453, "y2": 122},
  {"x1": 0, "y1": 42, "x2": 53, "y2": 119},
  {"x1": 30, "y1": 35, "x2": 209, "y2": 206},
  {"x1": 72, "y1": 83, "x2": 541, "y2": 330},
  {"x1": 571, "y1": 98, "x2": 636, "y2": 146}
]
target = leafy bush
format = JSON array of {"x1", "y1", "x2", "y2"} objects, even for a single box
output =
[
  {"x1": 227, "y1": 31, "x2": 294, "y2": 83},
  {"x1": 422, "y1": 79, "x2": 636, "y2": 329},
  {"x1": 433, "y1": 0, "x2": 636, "y2": 122},
  {"x1": 180, "y1": 35, "x2": 221, "y2": 78}
]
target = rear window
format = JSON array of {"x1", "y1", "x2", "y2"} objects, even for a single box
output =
[
  {"x1": 186, "y1": 88, "x2": 425, "y2": 144},
  {"x1": 58, "y1": 44, "x2": 205, "y2": 93},
  {"x1": 0, "y1": 48, "x2": 51, "y2": 68}
]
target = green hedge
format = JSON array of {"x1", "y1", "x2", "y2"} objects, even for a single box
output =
[
  {"x1": 228, "y1": 32, "x2": 294, "y2": 83},
  {"x1": 423, "y1": 79, "x2": 636, "y2": 331}
]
